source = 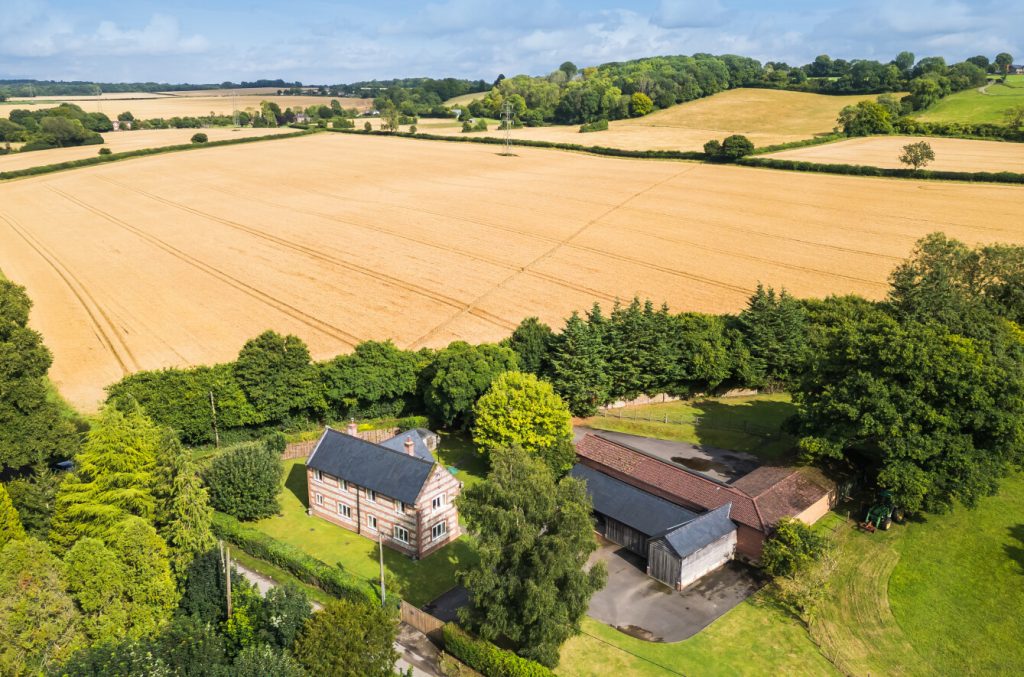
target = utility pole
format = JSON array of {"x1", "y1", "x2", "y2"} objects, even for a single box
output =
[
  {"x1": 501, "y1": 100, "x2": 513, "y2": 156},
  {"x1": 209, "y1": 391, "x2": 220, "y2": 448},
  {"x1": 378, "y1": 531, "x2": 386, "y2": 606}
]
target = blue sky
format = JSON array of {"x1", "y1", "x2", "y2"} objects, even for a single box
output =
[{"x1": 1, "y1": 0, "x2": 1020, "y2": 83}]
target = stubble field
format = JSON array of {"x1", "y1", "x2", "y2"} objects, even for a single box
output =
[
  {"x1": 0, "y1": 127, "x2": 296, "y2": 173},
  {"x1": 431, "y1": 88, "x2": 884, "y2": 150},
  {"x1": 762, "y1": 135, "x2": 1024, "y2": 173},
  {"x1": 1, "y1": 132, "x2": 1022, "y2": 410},
  {"x1": 0, "y1": 94, "x2": 371, "y2": 119}
]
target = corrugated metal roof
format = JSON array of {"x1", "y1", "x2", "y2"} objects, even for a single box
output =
[
  {"x1": 659, "y1": 503, "x2": 736, "y2": 558},
  {"x1": 306, "y1": 427, "x2": 434, "y2": 504},
  {"x1": 570, "y1": 463, "x2": 696, "y2": 537}
]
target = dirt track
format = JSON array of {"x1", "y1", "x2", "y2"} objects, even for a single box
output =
[{"x1": 0, "y1": 132, "x2": 1021, "y2": 410}]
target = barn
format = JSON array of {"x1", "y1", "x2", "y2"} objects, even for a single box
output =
[{"x1": 574, "y1": 432, "x2": 838, "y2": 589}]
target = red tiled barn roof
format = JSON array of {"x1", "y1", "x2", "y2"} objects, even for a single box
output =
[
  {"x1": 575, "y1": 434, "x2": 766, "y2": 532},
  {"x1": 733, "y1": 465, "x2": 836, "y2": 528}
]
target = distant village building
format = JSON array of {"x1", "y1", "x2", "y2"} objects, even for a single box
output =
[{"x1": 305, "y1": 424, "x2": 461, "y2": 559}]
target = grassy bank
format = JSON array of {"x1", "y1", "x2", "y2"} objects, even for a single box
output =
[{"x1": 916, "y1": 75, "x2": 1024, "y2": 125}]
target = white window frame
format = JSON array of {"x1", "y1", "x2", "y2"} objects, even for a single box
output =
[
  {"x1": 341, "y1": 479, "x2": 348, "y2": 492},
  {"x1": 431, "y1": 520, "x2": 447, "y2": 541},
  {"x1": 393, "y1": 525, "x2": 409, "y2": 543},
  {"x1": 313, "y1": 469, "x2": 323, "y2": 483},
  {"x1": 396, "y1": 501, "x2": 407, "y2": 514},
  {"x1": 367, "y1": 515, "x2": 378, "y2": 531},
  {"x1": 338, "y1": 503, "x2": 351, "y2": 520},
  {"x1": 432, "y1": 494, "x2": 445, "y2": 512},
  {"x1": 315, "y1": 493, "x2": 324, "y2": 506},
  {"x1": 366, "y1": 489, "x2": 377, "y2": 503}
]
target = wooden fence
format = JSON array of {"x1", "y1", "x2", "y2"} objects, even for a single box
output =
[
  {"x1": 280, "y1": 427, "x2": 401, "y2": 461},
  {"x1": 400, "y1": 600, "x2": 445, "y2": 643}
]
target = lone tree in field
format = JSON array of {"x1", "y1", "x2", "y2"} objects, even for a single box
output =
[
  {"x1": 899, "y1": 141, "x2": 935, "y2": 170},
  {"x1": 1004, "y1": 105, "x2": 1024, "y2": 130},
  {"x1": 191, "y1": 132, "x2": 208, "y2": 144},
  {"x1": 995, "y1": 52, "x2": 1014, "y2": 75}
]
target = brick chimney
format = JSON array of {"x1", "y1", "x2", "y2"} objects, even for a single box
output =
[
  {"x1": 347, "y1": 420, "x2": 358, "y2": 437},
  {"x1": 404, "y1": 436, "x2": 415, "y2": 456}
]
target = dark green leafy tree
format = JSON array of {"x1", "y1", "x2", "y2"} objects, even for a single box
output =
[
  {"x1": 234, "y1": 643, "x2": 305, "y2": 677},
  {"x1": 472, "y1": 372, "x2": 575, "y2": 475},
  {"x1": 548, "y1": 312, "x2": 611, "y2": 416},
  {"x1": 49, "y1": 404, "x2": 161, "y2": 551},
  {"x1": 51, "y1": 638, "x2": 169, "y2": 677},
  {"x1": 736, "y1": 284, "x2": 808, "y2": 390},
  {"x1": 0, "y1": 538, "x2": 83, "y2": 675},
  {"x1": 503, "y1": 317, "x2": 555, "y2": 376},
  {"x1": 5, "y1": 464, "x2": 63, "y2": 538},
  {"x1": 421, "y1": 341, "x2": 518, "y2": 428},
  {"x1": 257, "y1": 584, "x2": 311, "y2": 649},
  {"x1": 0, "y1": 280, "x2": 80, "y2": 473},
  {"x1": 457, "y1": 446, "x2": 607, "y2": 667},
  {"x1": 762, "y1": 518, "x2": 828, "y2": 578},
  {"x1": 995, "y1": 52, "x2": 1014, "y2": 74},
  {"x1": 155, "y1": 613, "x2": 229, "y2": 675},
  {"x1": 795, "y1": 309, "x2": 1024, "y2": 513},
  {"x1": 234, "y1": 331, "x2": 326, "y2": 422},
  {"x1": 605, "y1": 298, "x2": 658, "y2": 399},
  {"x1": 320, "y1": 340, "x2": 423, "y2": 419},
  {"x1": 837, "y1": 100, "x2": 893, "y2": 135},
  {"x1": 291, "y1": 598, "x2": 399, "y2": 677},
  {"x1": 204, "y1": 441, "x2": 283, "y2": 520},
  {"x1": 662, "y1": 312, "x2": 734, "y2": 395}
]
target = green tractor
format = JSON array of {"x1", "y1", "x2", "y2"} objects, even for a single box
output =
[{"x1": 862, "y1": 490, "x2": 900, "y2": 532}]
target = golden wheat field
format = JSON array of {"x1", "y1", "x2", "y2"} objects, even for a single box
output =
[
  {"x1": 763, "y1": 135, "x2": 1024, "y2": 173},
  {"x1": 0, "y1": 127, "x2": 296, "y2": 173},
  {"x1": 429, "y1": 88, "x2": 885, "y2": 150},
  {"x1": 0, "y1": 95, "x2": 371, "y2": 119},
  {"x1": 1, "y1": 132, "x2": 1022, "y2": 410}
]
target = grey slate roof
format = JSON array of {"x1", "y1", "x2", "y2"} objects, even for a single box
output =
[
  {"x1": 571, "y1": 463, "x2": 696, "y2": 537},
  {"x1": 306, "y1": 428, "x2": 434, "y2": 504},
  {"x1": 378, "y1": 429, "x2": 434, "y2": 462},
  {"x1": 658, "y1": 503, "x2": 736, "y2": 558}
]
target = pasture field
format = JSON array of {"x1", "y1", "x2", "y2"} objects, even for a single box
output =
[
  {"x1": 1, "y1": 132, "x2": 1022, "y2": 410},
  {"x1": 762, "y1": 135, "x2": 1024, "y2": 173},
  {"x1": 915, "y1": 77, "x2": 1024, "y2": 124},
  {"x1": 0, "y1": 94, "x2": 372, "y2": 118},
  {"x1": 0, "y1": 127, "x2": 295, "y2": 173},
  {"x1": 428, "y1": 89, "x2": 883, "y2": 150}
]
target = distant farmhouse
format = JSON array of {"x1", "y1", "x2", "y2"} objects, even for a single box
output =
[
  {"x1": 306, "y1": 423, "x2": 461, "y2": 559},
  {"x1": 574, "y1": 433, "x2": 836, "y2": 590}
]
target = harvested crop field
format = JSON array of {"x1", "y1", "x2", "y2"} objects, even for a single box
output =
[
  {"x1": 426, "y1": 88, "x2": 883, "y2": 150},
  {"x1": 763, "y1": 135, "x2": 1024, "y2": 173},
  {"x1": 0, "y1": 132, "x2": 1022, "y2": 410},
  {"x1": 0, "y1": 95, "x2": 371, "y2": 119},
  {"x1": 0, "y1": 127, "x2": 295, "y2": 173}
]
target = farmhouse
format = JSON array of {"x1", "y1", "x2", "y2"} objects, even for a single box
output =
[
  {"x1": 305, "y1": 423, "x2": 461, "y2": 559},
  {"x1": 575, "y1": 433, "x2": 836, "y2": 588}
]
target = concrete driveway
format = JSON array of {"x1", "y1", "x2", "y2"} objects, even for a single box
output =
[
  {"x1": 574, "y1": 427, "x2": 760, "y2": 483},
  {"x1": 586, "y1": 538, "x2": 762, "y2": 642}
]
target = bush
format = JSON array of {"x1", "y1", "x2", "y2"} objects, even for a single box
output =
[
  {"x1": 704, "y1": 134, "x2": 754, "y2": 162},
  {"x1": 579, "y1": 119, "x2": 608, "y2": 133},
  {"x1": 191, "y1": 132, "x2": 208, "y2": 144},
  {"x1": 442, "y1": 624, "x2": 554, "y2": 677},
  {"x1": 98, "y1": 147, "x2": 112, "y2": 155},
  {"x1": 204, "y1": 442, "x2": 283, "y2": 520},
  {"x1": 211, "y1": 512, "x2": 376, "y2": 603},
  {"x1": 762, "y1": 517, "x2": 828, "y2": 578},
  {"x1": 364, "y1": 121, "x2": 372, "y2": 132}
]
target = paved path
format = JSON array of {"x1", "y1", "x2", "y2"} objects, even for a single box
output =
[{"x1": 233, "y1": 562, "x2": 442, "y2": 676}]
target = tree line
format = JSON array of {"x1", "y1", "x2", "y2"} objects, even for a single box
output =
[{"x1": 0, "y1": 79, "x2": 303, "y2": 98}]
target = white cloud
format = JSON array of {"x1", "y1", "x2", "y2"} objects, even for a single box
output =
[{"x1": 653, "y1": 0, "x2": 728, "y2": 29}]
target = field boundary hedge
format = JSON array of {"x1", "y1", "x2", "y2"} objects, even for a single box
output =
[
  {"x1": 751, "y1": 134, "x2": 846, "y2": 155},
  {"x1": 442, "y1": 624, "x2": 555, "y2": 677},
  {"x1": 316, "y1": 126, "x2": 708, "y2": 161},
  {"x1": 212, "y1": 511, "x2": 378, "y2": 603},
  {"x1": 737, "y1": 156, "x2": 1024, "y2": 184},
  {"x1": 0, "y1": 129, "x2": 316, "y2": 182}
]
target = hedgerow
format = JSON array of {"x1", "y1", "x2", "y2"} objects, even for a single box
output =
[
  {"x1": 441, "y1": 624, "x2": 554, "y2": 677},
  {"x1": 736, "y1": 156, "x2": 1024, "y2": 184},
  {"x1": 211, "y1": 512, "x2": 377, "y2": 603}
]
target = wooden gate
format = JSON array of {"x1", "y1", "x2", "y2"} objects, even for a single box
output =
[{"x1": 400, "y1": 600, "x2": 445, "y2": 643}]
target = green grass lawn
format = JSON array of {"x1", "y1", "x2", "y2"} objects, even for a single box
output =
[
  {"x1": 250, "y1": 457, "x2": 479, "y2": 606},
  {"x1": 557, "y1": 603, "x2": 838, "y2": 676},
  {"x1": 581, "y1": 394, "x2": 797, "y2": 462},
  {"x1": 915, "y1": 77, "x2": 1024, "y2": 124},
  {"x1": 809, "y1": 473, "x2": 1024, "y2": 675}
]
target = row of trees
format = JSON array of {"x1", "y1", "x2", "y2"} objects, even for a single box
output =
[{"x1": 0, "y1": 103, "x2": 108, "y2": 150}]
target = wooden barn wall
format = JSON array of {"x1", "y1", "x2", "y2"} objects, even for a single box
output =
[{"x1": 606, "y1": 518, "x2": 648, "y2": 556}]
